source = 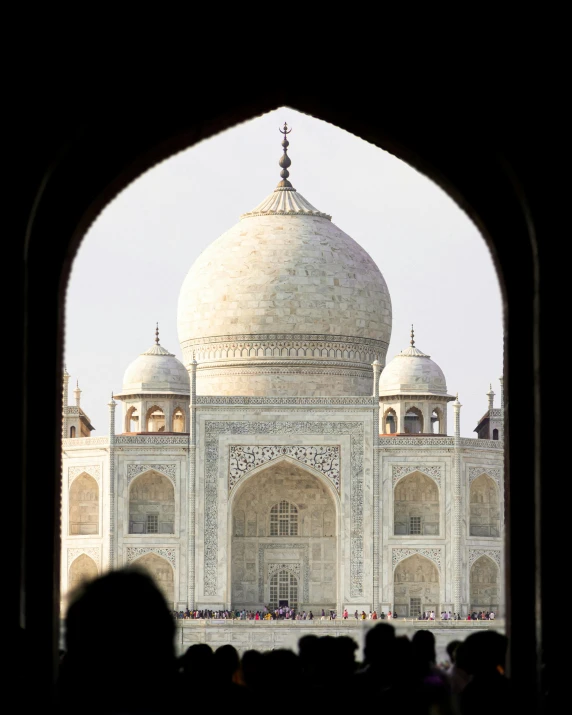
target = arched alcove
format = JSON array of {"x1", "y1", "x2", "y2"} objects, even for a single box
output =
[
  {"x1": 69, "y1": 473, "x2": 99, "y2": 535},
  {"x1": 129, "y1": 471, "x2": 175, "y2": 534},
  {"x1": 125, "y1": 406, "x2": 139, "y2": 432},
  {"x1": 383, "y1": 407, "x2": 397, "y2": 434},
  {"x1": 394, "y1": 471, "x2": 439, "y2": 535},
  {"x1": 470, "y1": 473, "x2": 500, "y2": 537},
  {"x1": 132, "y1": 553, "x2": 174, "y2": 607},
  {"x1": 69, "y1": 426, "x2": 76, "y2": 438},
  {"x1": 68, "y1": 553, "x2": 98, "y2": 593},
  {"x1": 172, "y1": 407, "x2": 185, "y2": 432},
  {"x1": 145, "y1": 406, "x2": 165, "y2": 432},
  {"x1": 404, "y1": 407, "x2": 423, "y2": 434},
  {"x1": 431, "y1": 407, "x2": 444, "y2": 434},
  {"x1": 470, "y1": 555, "x2": 500, "y2": 613},
  {"x1": 230, "y1": 460, "x2": 337, "y2": 611},
  {"x1": 393, "y1": 554, "x2": 439, "y2": 617}
]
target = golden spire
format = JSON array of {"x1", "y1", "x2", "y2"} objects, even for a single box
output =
[
  {"x1": 155, "y1": 322, "x2": 160, "y2": 345},
  {"x1": 410, "y1": 324, "x2": 415, "y2": 347}
]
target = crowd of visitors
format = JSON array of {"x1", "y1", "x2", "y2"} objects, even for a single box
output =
[
  {"x1": 172, "y1": 607, "x2": 497, "y2": 621},
  {"x1": 53, "y1": 569, "x2": 511, "y2": 713}
]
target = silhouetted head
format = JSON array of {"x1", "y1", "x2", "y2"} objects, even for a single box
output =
[
  {"x1": 61, "y1": 569, "x2": 176, "y2": 712},
  {"x1": 411, "y1": 629, "x2": 437, "y2": 667},
  {"x1": 461, "y1": 631, "x2": 508, "y2": 675},
  {"x1": 240, "y1": 649, "x2": 264, "y2": 688},
  {"x1": 446, "y1": 639, "x2": 462, "y2": 664},
  {"x1": 363, "y1": 622, "x2": 396, "y2": 666},
  {"x1": 214, "y1": 644, "x2": 240, "y2": 682},
  {"x1": 180, "y1": 642, "x2": 214, "y2": 678}
]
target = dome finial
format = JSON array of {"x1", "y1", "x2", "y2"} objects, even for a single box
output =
[
  {"x1": 410, "y1": 324, "x2": 415, "y2": 347},
  {"x1": 277, "y1": 122, "x2": 293, "y2": 189},
  {"x1": 155, "y1": 322, "x2": 160, "y2": 345}
]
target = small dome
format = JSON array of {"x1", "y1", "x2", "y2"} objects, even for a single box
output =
[
  {"x1": 119, "y1": 342, "x2": 190, "y2": 396},
  {"x1": 379, "y1": 343, "x2": 449, "y2": 396}
]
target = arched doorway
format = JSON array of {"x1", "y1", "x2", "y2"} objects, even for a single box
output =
[
  {"x1": 69, "y1": 473, "x2": 99, "y2": 535},
  {"x1": 470, "y1": 555, "x2": 499, "y2": 613},
  {"x1": 129, "y1": 470, "x2": 175, "y2": 534},
  {"x1": 132, "y1": 553, "x2": 174, "y2": 607},
  {"x1": 470, "y1": 473, "x2": 500, "y2": 537},
  {"x1": 394, "y1": 471, "x2": 439, "y2": 536},
  {"x1": 68, "y1": 553, "x2": 98, "y2": 593},
  {"x1": 393, "y1": 554, "x2": 440, "y2": 617},
  {"x1": 230, "y1": 459, "x2": 337, "y2": 611},
  {"x1": 269, "y1": 569, "x2": 299, "y2": 610}
]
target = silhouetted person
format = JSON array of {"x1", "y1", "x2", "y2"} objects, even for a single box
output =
[
  {"x1": 58, "y1": 569, "x2": 177, "y2": 714},
  {"x1": 458, "y1": 631, "x2": 511, "y2": 715},
  {"x1": 354, "y1": 622, "x2": 397, "y2": 691},
  {"x1": 179, "y1": 642, "x2": 214, "y2": 688},
  {"x1": 213, "y1": 644, "x2": 250, "y2": 705}
]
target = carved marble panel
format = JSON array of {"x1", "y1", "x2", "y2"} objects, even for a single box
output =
[
  {"x1": 392, "y1": 464, "x2": 442, "y2": 487},
  {"x1": 229, "y1": 445, "x2": 340, "y2": 492},
  {"x1": 468, "y1": 467, "x2": 501, "y2": 485},
  {"x1": 469, "y1": 549, "x2": 501, "y2": 567},
  {"x1": 391, "y1": 548, "x2": 442, "y2": 572},
  {"x1": 127, "y1": 463, "x2": 177, "y2": 485},
  {"x1": 68, "y1": 465, "x2": 101, "y2": 485},
  {"x1": 126, "y1": 547, "x2": 177, "y2": 567}
]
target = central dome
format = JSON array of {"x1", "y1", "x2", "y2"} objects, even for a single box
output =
[{"x1": 177, "y1": 129, "x2": 392, "y2": 396}]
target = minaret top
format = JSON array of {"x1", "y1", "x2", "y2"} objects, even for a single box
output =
[{"x1": 277, "y1": 122, "x2": 293, "y2": 189}]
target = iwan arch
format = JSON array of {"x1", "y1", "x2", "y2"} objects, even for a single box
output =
[{"x1": 61, "y1": 127, "x2": 504, "y2": 618}]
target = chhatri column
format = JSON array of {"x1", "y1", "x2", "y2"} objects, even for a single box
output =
[
  {"x1": 372, "y1": 360, "x2": 381, "y2": 612},
  {"x1": 452, "y1": 394, "x2": 462, "y2": 614},
  {"x1": 187, "y1": 357, "x2": 197, "y2": 610},
  {"x1": 108, "y1": 394, "x2": 117, "y2": 570}
]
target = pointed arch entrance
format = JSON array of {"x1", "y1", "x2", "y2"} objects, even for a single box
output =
[
  {"x1": 393, "y1": 554, "x2": 440, "y2": 617},
  {"x1": 132, "y1": 552, "x2": 174, "y2": 607},
  {"x1": 470, "y1": 555, "x2": 500, "y2": 613},
  {"x1": 68, "y1": 553, "x2": 98, "y2": 593},
  {"x1": 229, "y1": 458, "x2": 338, "y2": 611}
]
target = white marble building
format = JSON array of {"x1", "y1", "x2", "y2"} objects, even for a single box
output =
[{"x1": 61, "y1": 127, "x2": 504, "y2": 618}]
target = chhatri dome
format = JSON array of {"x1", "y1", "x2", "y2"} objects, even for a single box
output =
[
  {"x1": 379, "y1": 326, "x2": 451, "y2": 397},
  {"x1": 116, "y1": 325, "x2": 190, "y2": 397},
  {"x1": 177, "y1": 124, "x2": 392, "y2": 396}
]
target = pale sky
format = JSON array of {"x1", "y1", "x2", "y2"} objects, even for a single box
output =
[{"x1": 65, "y1": 107, "x2": 503, "y2": 438}]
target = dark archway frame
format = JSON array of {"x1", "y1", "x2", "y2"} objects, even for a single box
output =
[{"x1": 17, "y1": 91, "x2": 546, "y2": 707}]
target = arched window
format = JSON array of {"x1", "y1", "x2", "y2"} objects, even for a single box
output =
[
  {"x1": 470, "y1": 474, "x2": 500, "y2": 537},
  {"x1": 394, "y1": 554, "x2": 439, "y2": 617},
  {"x1": 68, "y1": 553, "x2": 98, "y2": 593},
  {"x1": 129, "y1": 471, "x2": 175, "y2": 534},
  {"x1": 383, "y1": 408, "x2": 397, "y2": 434},
  {"x1": 69, "y1": 473, "x2": 99, "y2": 535},
  {"x1": 394, "y1": 471, "x2": 439, "y2": 535},
  {"x1": 404, "y1": 407, "x2": 423, "y2": 434},
  {"x1": 132, "y1": 553, "x2": 174, "y2": 607},
  {"x1": 69, "y1": 426, "x2": 76, "y2": 438},
  {"x1": 125, "y1": 406, "x2": 139, "y2": 432},
  {"x1": 492, "y1": 428, "x2": 499, "y2": 440},
  {"x1": 270, "y1": 500, "x2": 298, "y2": 536},
  {"x1": 470, "y1": 556, "x2": 499, "y2": 614},
  {"x1": 146, "y1": 406, "x2": 165, "y2": 432},
  {"x1": 431, "y1": 408, "x2": 443, "y2": 434},
  {"x1": 172, "y1": 407, "x2": 185, "y2": 432},
  {"x1": 269, "y1": 569, "x2": 298, "y2": 610}
]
